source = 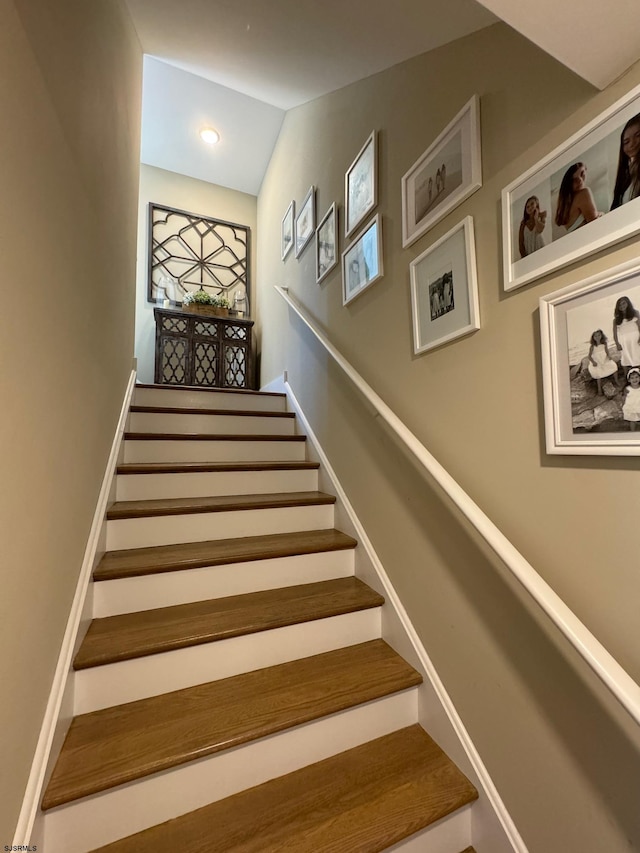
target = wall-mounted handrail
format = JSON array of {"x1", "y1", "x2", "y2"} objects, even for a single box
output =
[{"x1": 275, "y1": 284, "x2": 640, "y2": 726}]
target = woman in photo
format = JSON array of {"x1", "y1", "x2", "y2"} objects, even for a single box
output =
[
  {"x1": 613, "y1": 295, "x2": 640, "y2": 373},
  {"x1": 610, "y1": 113, "x2": 640, "y2": 209},
  {"x1": 518, "y1": 195, "x2": 547, "y2": 257},
  {"x1": 586, "y1": 329, "x2": 620, "y2": 394},
  {"x1": 554, "y1": 162, "x2": 600, "y2": 233}
]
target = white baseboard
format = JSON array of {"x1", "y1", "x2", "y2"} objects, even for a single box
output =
[
  {"x1": 13, "y1": 370, "x2": 137, "y2": 847},
  {"x1": 283, "y1": 377, "x2": 528, "y2": 853}
]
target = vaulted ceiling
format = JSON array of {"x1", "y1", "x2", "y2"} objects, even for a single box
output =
[{"x1": 125, "y1": 0, "x2": 640, "y2": 194}]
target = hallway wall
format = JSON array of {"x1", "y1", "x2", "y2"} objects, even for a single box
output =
[
  {"x1": 0, "y1": 0, "x2": 142, "y2": 840},
  {"x1": 134, "y1": 165, "x2": 257, "y2": 383},
  {"x1": 256, "y1": 23, "x2": 640, "y2": 852}
]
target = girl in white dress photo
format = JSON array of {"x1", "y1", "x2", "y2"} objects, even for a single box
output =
[{"x1": 623, "y1": 367, "x2": 640, "y2": 430}]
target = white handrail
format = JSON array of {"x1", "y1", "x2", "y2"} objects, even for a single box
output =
[{"x1": 275, "y1": 285, "x2": 640, "y2": 725}]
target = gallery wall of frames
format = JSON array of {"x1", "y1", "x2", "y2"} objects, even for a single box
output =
[{"x1": 280, "y1": 82, "x2": 640, "y2": 457}]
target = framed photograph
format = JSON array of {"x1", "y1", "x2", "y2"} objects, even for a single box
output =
[
  {"x1": 295, "y1": 186, "x2": 315, "y2": 258},
  {"x1": 345, "y1": 131, "x2": 377, "y2": 238},
  {"x1": 540, "y1": 258, "x2": 640, "y2": 455},
  {"x1": 316, "y1": 203, "x2": 338, "y2": 284},
  {"x1": 342, "y1": 214, "x2": 383, "y2": 306},
  {"x1": 409, "y1": 216, "x2": 479, "y2": 355},
  {"x1": 401, "y1": 96, "x2": 481, "y2": 249},
  {"x1": 281, "y1": 200, "x2": 294, "y2": 260},
  {"x1": 503, "y1": 84, "x2": 640, "y2": 291}
]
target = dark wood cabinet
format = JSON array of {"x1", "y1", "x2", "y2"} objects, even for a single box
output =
[{"x1": 153, "y1": 307, "x2": 255, "y2": 390}]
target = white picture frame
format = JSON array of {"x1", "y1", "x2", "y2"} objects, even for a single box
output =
[
  {"x1": 502, "y1": 83, "x2": 640, "y2": 291},
  {"x1": 316, "y1": 202, "x2": 338, "y2": 284},
  {"x1": 409, "y1": 216, "x2": 480, "y2": 354},
  {"x1": 295, "y1": 186, "x2": 315, "y2": 258},
  {"x1": 281, "y1": 200, "x2": 294, "y2": 260},
  {"x1": 540, "y1": 257, "x2": 640, "y2": 455},
  {"x1": 401, "y1": 96, "x2": 482, "y2": 249},
  {"x1": 342, "y1": 214, "x2": 383, "y2": 306},
  {"x1": 345, "y1": 131, "x2": 377, "y2": 238}
]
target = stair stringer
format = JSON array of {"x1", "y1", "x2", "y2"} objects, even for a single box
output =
[
  {"x1": 270, "y1": 374, "x2": 528, "y2": 853},
  {"x1": 14, "y1": 370, "x2": 137, "y2": 851}
]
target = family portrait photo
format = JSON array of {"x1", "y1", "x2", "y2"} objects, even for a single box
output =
[
  {"x1": 429, "y1": 269, "x2": 455, "y2": 320},
  {"x1": 566, "y1": 284, "x2": 640, "y2": 434},
  {"x1": 504, "y1": 85, "x2": 640, "y2": 289},
  {"x1": 540, "y1": 259, "x2": 640, "y2": 454},
  {"x1": 409, "y1": 216, "x2": 479, "y2": 355}
]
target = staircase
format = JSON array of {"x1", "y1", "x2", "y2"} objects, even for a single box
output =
[{"x1": 40, "y1": 383, "x2": 478, "y2": 852}]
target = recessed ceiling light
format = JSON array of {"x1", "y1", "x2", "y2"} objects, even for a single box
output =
[{"x1": 199, "y1": 127, "x2": 220, "y2": 145}]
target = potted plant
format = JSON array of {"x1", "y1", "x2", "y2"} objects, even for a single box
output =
[{"x1": 182, "y1": 290, "x2": 231, "y2": 317}]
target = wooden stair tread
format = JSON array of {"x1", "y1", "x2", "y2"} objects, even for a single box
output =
[
  {"x1": 89, "y1": 725, "x2": 477, "y2": 853},
  {"x1": 116, "y1": 460, "x2": 320, "y2": 475},
  {"x1": 131, "y1": 405, "x2": 295, "y2": 418},
  {"x1": 74, "y1": 577, "x2": 384, "y2": 669},
  {"x1": 135, "y1": 383, "x2": 285, "y2": 399},
  {"x1": 123, "y1": 431, "x2": 306, "y2": 442},
  {"x1": 94, "y1": 529, "x2": 357, "y2": 581},
  {"x1": 42, "y1": 640, "x2": 422, "y2": 810},
  {"x1": 106, "y1": 491, "x2": 336, "y2": 520}
]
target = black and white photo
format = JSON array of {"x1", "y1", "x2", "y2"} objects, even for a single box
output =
[
  {"x1": 402, "y1": 96, "x2": 481, "y2": 248},
  {"x1": 410, "y1": 216, "x2": 479, "y2": 354},
  {"x1": 540, "y1": 258, "x2": 640, "y2": 454}
]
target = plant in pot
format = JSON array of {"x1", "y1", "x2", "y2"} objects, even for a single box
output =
[{"x1": 182, "y1": 290, "x2": 231, "y2": 317}]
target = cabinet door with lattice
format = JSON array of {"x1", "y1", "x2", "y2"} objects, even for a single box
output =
[
  {"x1": 155, "y1": 314, "x2": 191, "y2": 386},
  {"x1": 221, "y1": 322, "x2": 251, "y2": 388}
]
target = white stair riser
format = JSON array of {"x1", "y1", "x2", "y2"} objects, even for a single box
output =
[
  {"x1": 74, "y1": 609, "x2": 382, "y2": 713},
  {"x1": 387, "y1": 805, "x2": 472, "y2": 853},
  {"x1": 123, "y1": 438, "x2": 306, "y2": 464},
  {"x1": 43, "y1": 689, "x2": 419, "y2": 853},
  {"x1": 129, "y1": 411, "x2": 296, "y2": 436},
  {"x1": 115, "y1": 468, "x2": 318, "y2": 502},
  {"x1": 106, "y1": 504, "x2": 335, "y2": 551},
  {"x1": 134, "y1": 387, "x2": 287, "y2": 412},
  {"x1": 93, "y1": 550, "x2": 355, "y2": 617}
]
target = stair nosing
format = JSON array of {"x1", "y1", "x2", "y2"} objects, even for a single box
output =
[
  {"x1": 134, "y1": 383, "x2": 285, "y2": 399},
  {"x1": 130, "y1": 405, "x2": 295, "y2": 418},
  {"x1": 73, "y1": 577, "x2": 384, "y2": 670},
  {"x1": 116, "y1": 461, "x2": 320, "y2": 475},
  {"x1": 123, "y1": 432, "x2": 306, "y2": 442},
  {"x1": 94, "y1": 529, "x2": 357, "y2": 581},
  {"x1": 106, "y1": 491, "x2": 336, "y2": 521}
]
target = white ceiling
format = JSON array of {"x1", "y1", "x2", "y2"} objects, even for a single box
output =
[
  {"x1": 127, "y1": 0, "x2": 497, "y2": 110},
  {"x1": 140, "y1": 57, "x2": 285, "y2": 196},
  {"x1": 127, "y1": 0, "x2": 640, "y2": 196}
]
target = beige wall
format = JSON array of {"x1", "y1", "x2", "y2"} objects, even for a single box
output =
[
  {"x1": 257, "y1": 24, "x2": 640, "y2": 852},
  {"x1": 135, "y1": 165, "x2": 257, "y2": 383},
  {"x1": 0, "y1": 0, "x2": 141, "y2": 840}
]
